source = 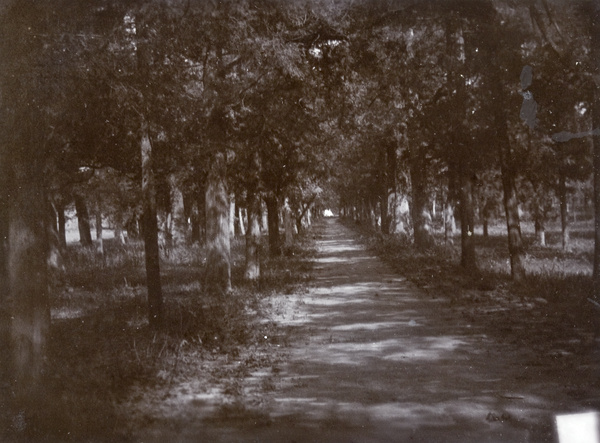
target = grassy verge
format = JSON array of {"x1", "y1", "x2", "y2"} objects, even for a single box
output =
[
  {"x1": 342, "y1": 218, "x2": 594, "y2": 302},
  {"x1": 2, "y1": 233, "x2": 315, "y2": 442}
]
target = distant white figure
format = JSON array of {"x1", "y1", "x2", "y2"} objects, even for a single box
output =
[{"x1": 323, "y1": 209, "x2": 334, "y2": 217}]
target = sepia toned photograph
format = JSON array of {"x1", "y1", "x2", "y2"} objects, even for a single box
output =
[{"x1": 1, "y1": 0, "x2": 600, "y2": 441}]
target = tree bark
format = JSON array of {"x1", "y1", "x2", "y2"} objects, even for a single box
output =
[
  {"x1": 410, "y1": 149, "x2": 434, "y2": 250},
  {"x1": 265, "y1": 194, "x2": 281, "y2": 257},
  {"x1": 74, "y1": 194, "x2": 93, "y2": 247},
  {"x1": 141, "y1": 124, "x2": 163, "y2": 329},
  {"x1": 593, "y1": 0, "x2": 600, "y2": 299},
  {"x1": 168, "y1": 175, "x2": 187, "y2": 248},
  {"x1": 459, "y1": 173, "x2": 477, "y2": 270},
  {"x1": 284, "y1": 197, "x2": 294, "y2": 248},
  {"x1": 8, "y1": 159, "x2": 50, "y2": 401},
  {"x1": 444, "y1": 200, "x2": 457, "y2": 242},
  {"x1": 245, "y1": 191, "x2": 261, "y2": 280},
  {"x1": 0, "y1": 167, "x2": 10, "y2": 390},
  {"x1": 500, "y1": 160, "x2": 525, "y2": 280},
  {"x1": 229, "y1": 194, "x2": 236, "y2": 238},
  {"x1": 204, "y1": 152, "x2": 231, "y2": 296},
  {"x1": 95, "y1": 206, "x2": 103, "y2": 256},
  {"x1": 57, "y1": 201, "x2": 67, "y2": 250},
  {"x1": 558, "y1": 173, "x2": 570, "y2": 251}
]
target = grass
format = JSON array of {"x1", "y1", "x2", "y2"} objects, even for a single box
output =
[
  {"x1": 344, "y1": 217, "x2": 595, "y2": 306},
  {"x1": 1, "y1": 232, "x2": 315, "y2": 442}
]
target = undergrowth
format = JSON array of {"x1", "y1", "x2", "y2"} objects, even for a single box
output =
[{"x1": 2, "y1": 233, "x2": 315, "y2": 442}]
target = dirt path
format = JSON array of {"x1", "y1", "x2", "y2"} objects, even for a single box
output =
[{"x1": 134, "y1": 217, "x2": 600, "y2": 442}]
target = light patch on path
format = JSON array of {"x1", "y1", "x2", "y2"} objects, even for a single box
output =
[{"x1": 128, "y1": 217, "x2": 598, "y2": 442}]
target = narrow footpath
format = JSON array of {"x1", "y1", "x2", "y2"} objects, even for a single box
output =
[
  {"x1": 138, "y1": 217, "x2": 599, "y2": 442},
  {"x1": 250, "y1": 217, "x2": 552, "y2": 442}
]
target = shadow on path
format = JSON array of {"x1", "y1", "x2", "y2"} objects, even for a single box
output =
[{"x1": 137, "y1": 217, "x2": 599, "y2": 442}]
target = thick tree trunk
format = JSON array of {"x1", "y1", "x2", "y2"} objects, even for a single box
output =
[
  {"x1": 74, "y1": 194, "x2": 93, "y2": 247},
  {"x1": 459, "y1": 173, "x2": 477, "y2": 270},
  {"x1": 141, "y1": 125, "x2": 163, "y2": 329},
  {"x1": 265, "y1": 195, "x2": 281, "y2": 257},
  {"x1": 0, "y1": 171, "x2": 10, "y2": 391},
  {"x1": 593, "y1": 0, "x2": 600, "y2": 299},
  {"x1": 410, "y1": 150, "x2": 434, "y2": 250},
  {"x1": 204, "y1": 152, "x2": 231, "y2": 296},
  {"x1": 245, "y1": 191, "x2": 261, "y2": 280},
  {"x1": 8, "y1": 160, "x2": 50, "y2": 401}
]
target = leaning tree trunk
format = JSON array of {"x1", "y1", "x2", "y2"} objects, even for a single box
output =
[
  {"x1": 593, "y1": 0, "x2": 600, "y2": 300},
  {"x1": 140, "y1": 124, "x2": 163, "y2": 329},
  {"x1": 245, "y1": 190, "x2": 261, "y2": 280},
  {"x1": 74, "y1": 194, "x2": 93, "y2": 247},
  {"x1": 8, "y1": 158, "x2": 50, "y2": 404},
  {"x1": 204, "y1": 152, "x2": 231, "y2": 296}
]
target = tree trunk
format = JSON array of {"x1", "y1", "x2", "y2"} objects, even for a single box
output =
[
  {"x1": 204, "y1": 152, "x2": 231, "y2": 296},
  {"x1": 245, "y1": 191, "x2": 261, "y2": 280},
  {"x1": 95, "y1": 207, "x2": 103, "y2": 256},
  {"x1": 593, "y1": 0, "x2": 600, "y2": 299},
  {"x1": 238, "y1": 207, "x2": 246, "y2": 237},
  {"x1": 444, "y1": 200, "x2": 457, "y2": 243},
  {"x1": 56, "y1": 200, "x2": 67, "y2": 250},
  {"x1": 459, "y1": 173, "x2": 477, "y2": 270},
  {"x1": 558, "y1": 173, "x2": 570, "y2": 251},
  {"x1": 0, "y1": 171, "x2": 10, "y2": 391},
  {"x1": 168, "y1": 176, "x2": 187, "y2": 248},
  {"x1": 265, "y1": 194, "x2": 281, "y2": 257},
  {"x1": 410, "y1": 149, "x2": 434, "y2": 250},
  {"x1": 284, "y1": 197, "x2": 294, "y2": 249},
  {"x1": 74, "y1": 194, "x2": 93, "y2": 247},
  {"x1": 229, "y1": 195, "x2": 236, "y2": 238},
  {"x1": 141, "y1": 124, "x2": 163, "y2": 329},
  {"x1": 500, "y1": 163, "x2": 525, "y2": 280},
  {"x1": 492, "y1": 75, "x2": 525, "y2": 281},
  {"x1": 113, "y1": 211, "x2": 126, "y2": 245},
  {"x1": 535, "y1": 218, "x2": 546, "y2": 247},
  {"x1": 8, "y1": 159, "x2": 50, "y2": 402}
]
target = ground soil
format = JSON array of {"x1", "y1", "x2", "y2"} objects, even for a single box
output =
[{"x1": 127, "y1": 217, "x2": 600, "y2": 442}]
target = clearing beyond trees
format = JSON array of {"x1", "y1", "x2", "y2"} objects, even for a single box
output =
[{"x1": 118, "y1": 217, "x2": 600, "y2": 442}]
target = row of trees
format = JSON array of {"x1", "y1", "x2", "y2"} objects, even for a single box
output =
[
  {"x1": 327, "y1": 0, "x2": 599, "y2": 280},
  {"x1": 1, "y1": 0, "x2": 600, "y2": 410}
]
